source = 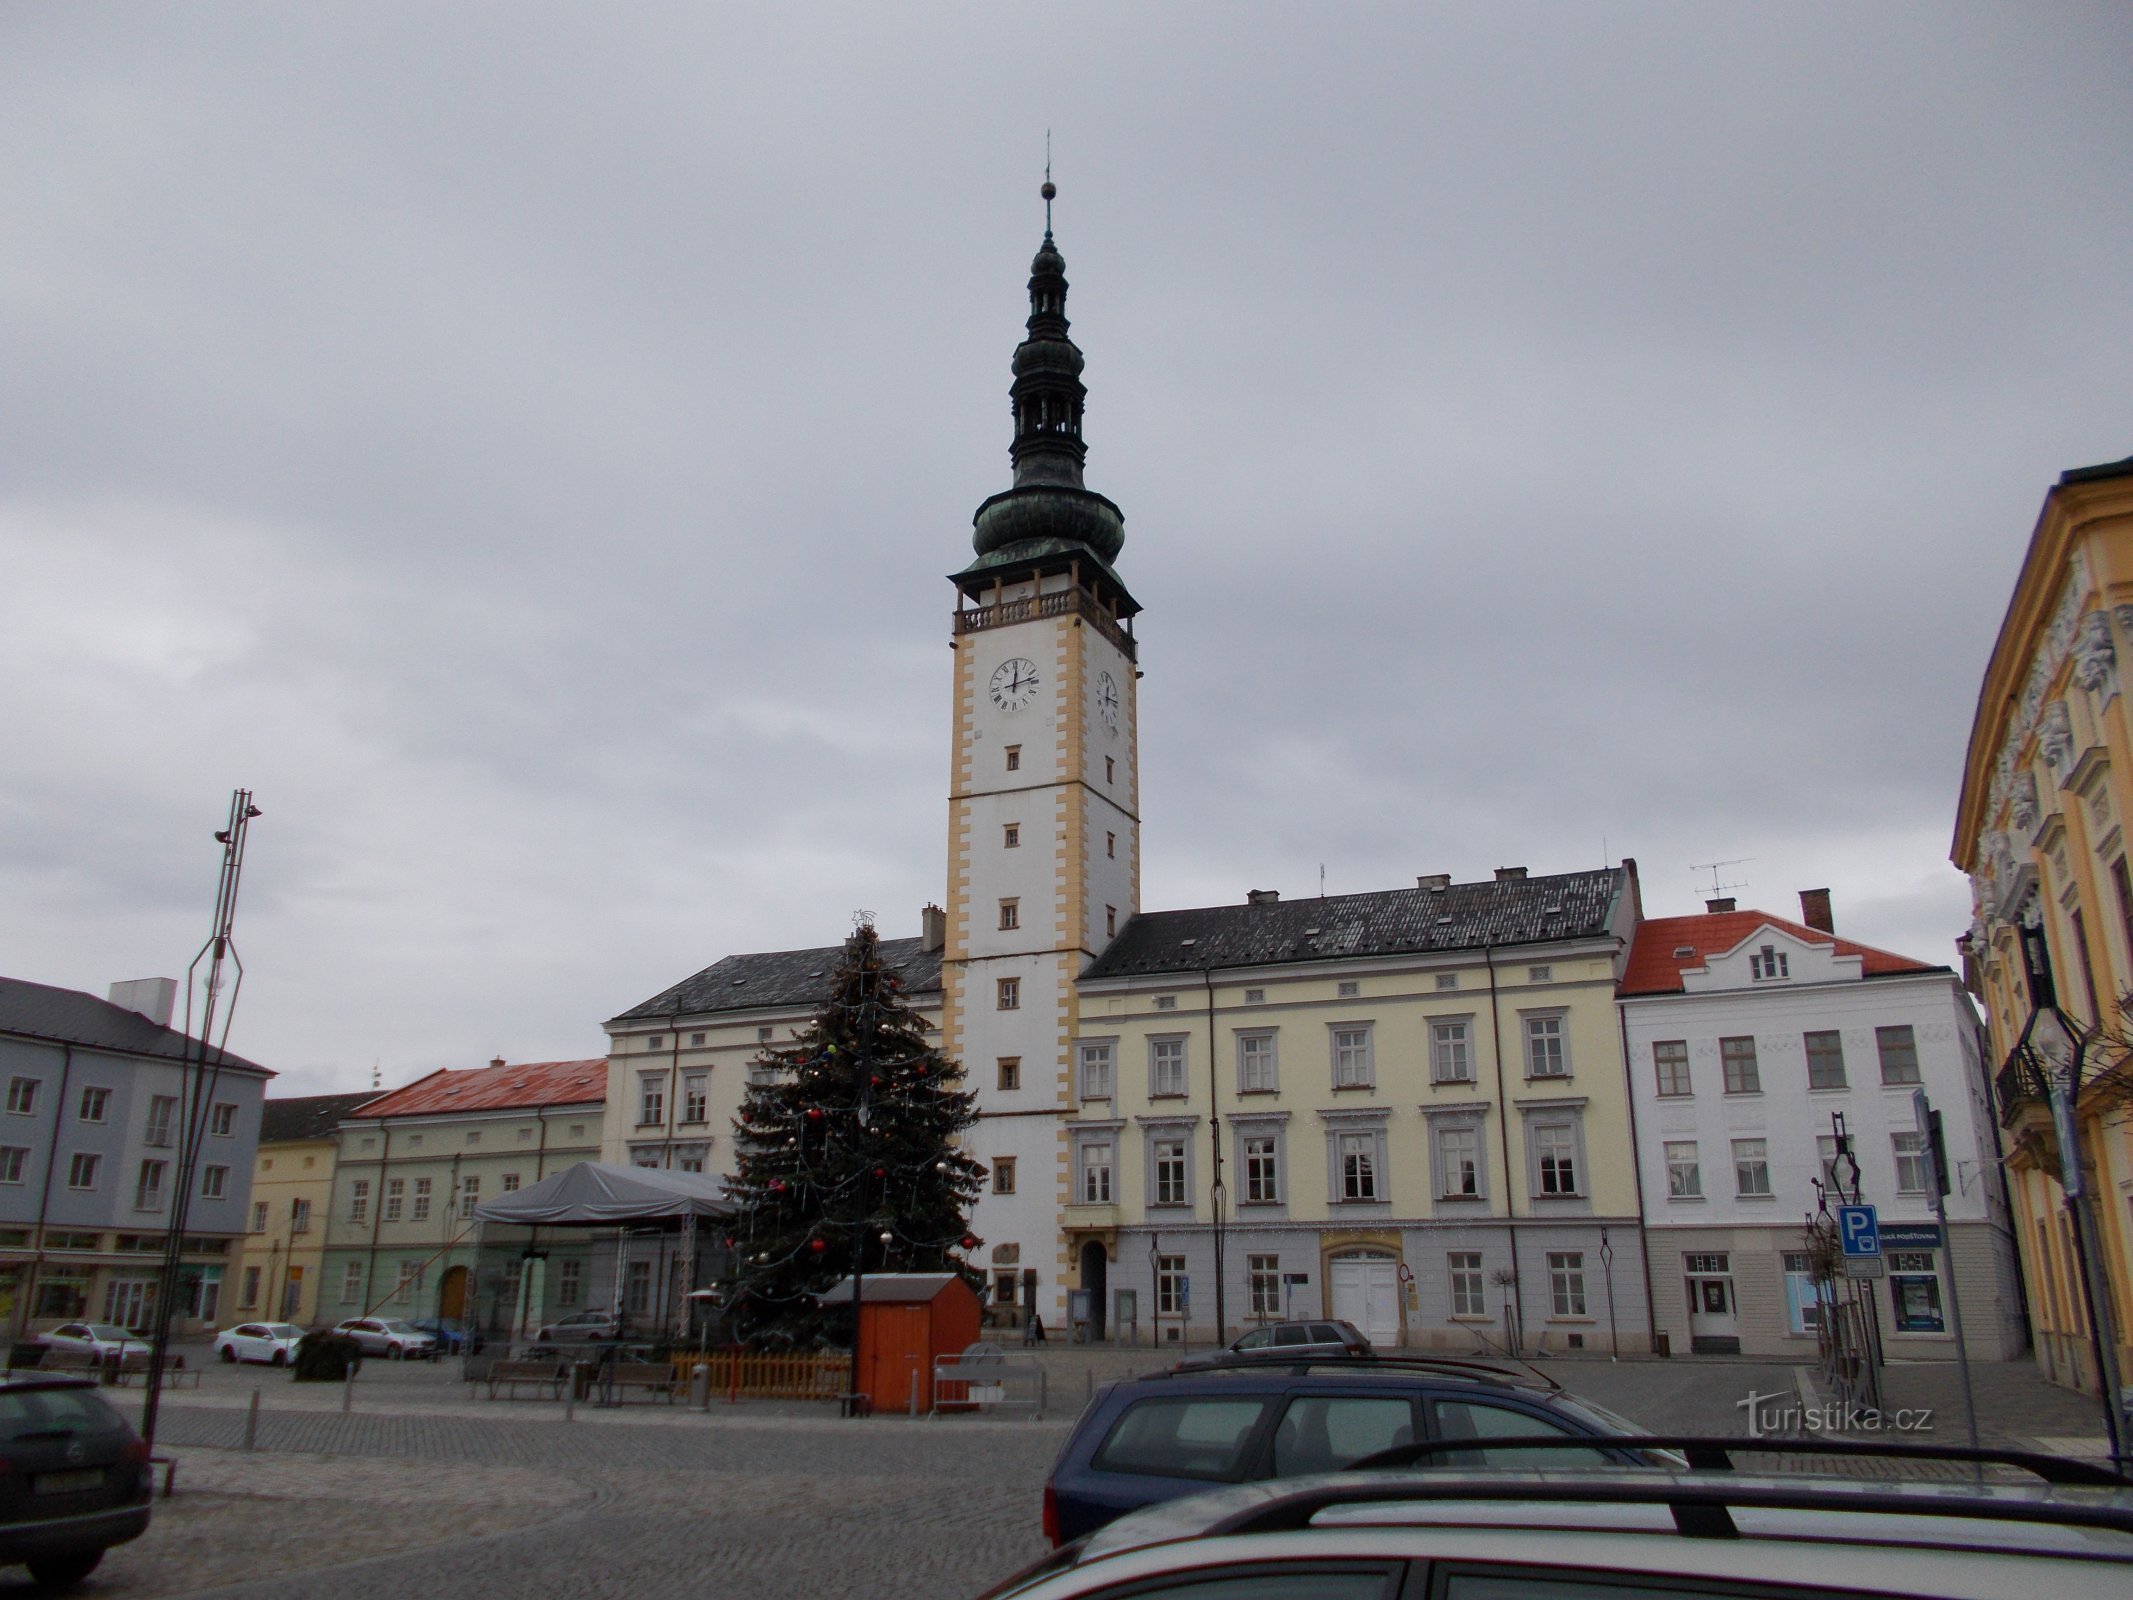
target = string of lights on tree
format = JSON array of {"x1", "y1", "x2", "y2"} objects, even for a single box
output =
[{"x1": 724, "y1": 918, "x2": 985, "y2": 1346}]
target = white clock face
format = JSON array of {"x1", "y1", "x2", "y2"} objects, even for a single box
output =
[
  {"x1": 1095, "y1": 670, "x2": 1120, "y2": 734},
  {"x1": 990, "y1": 657, "x2": 1040, "y2": 712}
]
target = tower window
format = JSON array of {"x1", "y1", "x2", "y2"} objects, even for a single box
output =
[
  {"x1": 1106, "y1": 831, "x2": 1115, "y2": 858},
  {"x1": 1104, "y1": 756, "x2": 1115, "y2": 783},
  {"x1": 999, "y1": 899, "x2": 1019, "y2": 930},
  {"x1": 997, "y1": 978, "x2": 1020, "y2": 1010},
  {"x1": 1004, "y1": 824, "x2": 1020, "y2": 848},
  {"x1": 997, "y1": 1057, "x2": 1020, "y2": 1091},
  {"x1": 1106, "y1": 906, "x2": 1117, "y2": 937},
  {"x1": 1005, "y1": 746, "x2": 1021, "y2": 772}
]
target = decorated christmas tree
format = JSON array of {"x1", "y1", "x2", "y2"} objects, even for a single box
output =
[{"x1": 726, "y1": 918, "x2": 986, "y2": 1347}]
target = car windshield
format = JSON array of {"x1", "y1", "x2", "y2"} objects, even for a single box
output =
[
  {"x1": 262, "y1": 1325, "x2": 304, "y2": 1338},
  {"x1": 83, "y1": 1325, "x2": 133, "y2": 1341},
  {"x1": 375, "y1": 1320, "x2": 418, "y2": 1334},
  {"x1": 0, "y1": 1386, "x2": 123, "y2": 1441}
]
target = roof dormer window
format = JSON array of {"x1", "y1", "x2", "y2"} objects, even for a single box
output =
[{"x1": 1750, "y1": 946, "x2": 1789, "y2": 982}]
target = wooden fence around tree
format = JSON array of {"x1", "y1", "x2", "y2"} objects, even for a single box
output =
[{"x1": 674, "y1": 1350, "x2": 850, "y2": 1401}]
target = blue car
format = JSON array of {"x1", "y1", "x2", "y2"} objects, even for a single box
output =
[
  {"x1": 408, "y1": 1318, "x2": 480, "y2": 1355},
  {"x1": 1043, "y1": 1354, "x2": 1659, "y2": 1546}
]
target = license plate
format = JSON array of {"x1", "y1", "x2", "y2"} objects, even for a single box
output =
[{"x1": 34, "y1": 1469, "x2": 104, "y2": 1495}]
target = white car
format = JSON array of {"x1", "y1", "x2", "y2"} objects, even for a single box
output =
[
  {"x1": 332, "y1": 1317, "x2": 437, "y2": 1359},
  {"x1": 214, "y1": 1322, "x2": 306, "y2": 1366},
  {"x1": 532, "y1": 1310, "x2": 622, "y2": 1344},
  {"x1": 988, "y1": 1438, "x2": 2133, "y2": 1600},
  {"x1": 37, "y1": 1323, "x2": 140, "y2": 1361}
]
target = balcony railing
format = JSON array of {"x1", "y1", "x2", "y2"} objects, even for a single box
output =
[{"x1": 955, "y1": 585, "x2": 1136, "y2": 662}]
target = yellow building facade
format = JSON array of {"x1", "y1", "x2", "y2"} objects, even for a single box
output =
[
  {"x1": 1954, "y1": 452, "x2": 2133, "y2": 1394},
  {"x1": 230, "y1": 1091, "x2": 379, "y2": 1326},
  {"x1": 1063, "y1": 865, "x2": 1652, "y2": 1352}
]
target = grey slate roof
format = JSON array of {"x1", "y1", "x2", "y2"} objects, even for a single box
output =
[
  {"x1": 259, "y1": 1091, "x2": 381, "y2": 1145},
  {"x1": 0, "y1": 975, "x2": 268, "y2": 1072},
  {"x1": 1081, "y1": 868, "x2": 1626, "y2": 981},
  {"x1": 609, "y1": 937, "x2": 944, "y2": 1025}
]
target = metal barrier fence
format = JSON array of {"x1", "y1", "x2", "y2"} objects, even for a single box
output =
[
  {"x1": 931, "y1": 1344, "x2": 1044, "y2": 1419},
  {"x1": 675, "y1": 1350, "x2": 851, "y2": 1402}
]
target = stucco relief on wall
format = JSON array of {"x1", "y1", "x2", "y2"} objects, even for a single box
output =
[
  {"x1": 2009, "y1": 772, "x2": 2040, "y2": 835},
  {"x1": 1986, "y1": 548, "x2": 2090, "y2": 822},
  {"x1": 2073, "y1": 609, "x2": 2118, "y2": 699},
  {"x1": 2038, "y1": 701, "x2": 2076, "y2": 786}
]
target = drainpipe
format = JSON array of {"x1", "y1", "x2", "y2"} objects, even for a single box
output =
[
  {"x1": 363, "y1": 1121, "x2": 390, "y2": 1314},
  {"x1": 1202, "y1": 967, "x2": 1225, "y2": 1346},
  {"x1": 1484, "y1": 949, "x2": 1525, "y2": 1354},
  {"x1": 1616, "y1": 998, "x2": 1659, "y2": 1354},
  {"x1": 19, "y1": 1044, "x2": 76, "y2": 1339}
]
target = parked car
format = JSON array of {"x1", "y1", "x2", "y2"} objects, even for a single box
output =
[
  {"x1": 531, "y1": 1310, "x2": 622, "y2": 1344},
  {"x1": 1043, "y1": 1354, "x2": 1662, "y2": 1545},
  {"x1": 213, "y1": 1323, "x2": 306, "y2": 1366},
  {"x1": 36, "y1": 1324, "x2": 140, "y2": 1363},
  {"x1": 0, "y1": 1374, "x2": 153, "y2": 1588},
  {"x1": 990, "y1": 1437, "x2": 2133, "y2": 1600},
  {"x1": 331, "y1": 1318, "x2": 437, "y2": 1360},
  {"x1": 1173, "y1": 1319, "x2": 1373, "y2": 1369},
  {"x1": 409, "y1": 1318, "x2": 481, "y2": 1355}
]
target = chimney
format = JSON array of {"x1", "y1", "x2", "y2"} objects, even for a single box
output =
[
  {"x1": 490, "y1": 1057, "x2": 506, "y2": 1071},
  {"x1": 1799, "y1": 888, "x2": 1833, "y2": 934},
  {"x1": 920, "y1": 903, "x2": 946, "y2": 952},
  {"x1": 1494, "y1": 867, "x2": 1527, "y2": 883},
  {"x1": 1246, "y1": 889, "x2": 1280, "y2": 906},
  {"x1": 1417, "y1": 874, "x2": 1451, "y2": 892},
  {"x1": 107, "y1": 978, "x2": 176, "y2": 1029},
  {"x1": 1706, "y1": 897, "x2": 1736, "y2": 914}
]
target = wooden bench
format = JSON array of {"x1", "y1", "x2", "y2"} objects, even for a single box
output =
[
  {"x1": 484, "y1": 1359, "x2": 569, "y2": 1400},
  {"x1": 597, "y1": 1361, "x2": 678, "y2": 1403},
  {"x1": 35, "y1": 1349, "x2": 102, "y2": 1374}
]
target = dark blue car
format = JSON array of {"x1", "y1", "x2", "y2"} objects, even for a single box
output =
[
  {"x1": 408, "y1": 1318, "x2": 481, "y2": 1355},
  {"x1": 1043, "y1": 1355, "x2": 1659, "y2": 1546}
]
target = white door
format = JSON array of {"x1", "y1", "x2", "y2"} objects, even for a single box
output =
[{"x1": 1329, "y1": 1254, "x2": 1401, "y2": 1346}]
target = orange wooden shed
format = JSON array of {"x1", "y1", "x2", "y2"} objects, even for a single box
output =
[{"x1": 830, "y1": 1273, "x2": 983, "y2": 1414}]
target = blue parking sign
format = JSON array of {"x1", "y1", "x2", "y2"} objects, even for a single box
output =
[{"x1": 1837, "y1": 1204, "x2": 1880, "y2": 1257}]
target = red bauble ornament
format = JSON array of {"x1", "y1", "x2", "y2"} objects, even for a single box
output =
[
  {"x1": 809, "y1": 1239, "x2": 828, "y2": 1254},
  {"x1": 870, "y1": 1075, "x2": 883, "y2": 1088},
  {"x1": 873, "y1": 1166, "x2": 886, "y2": 1178},
  {"x1": 960, "y1": 1234, "x2": 979, "y2": 1250},
  {"x1": 805, "y1": 1107, "x2": 825, "y2": 1122},
  {"x1": 769, "y1": 1179, "x2": 786, "y2": 1193},
  {"x1": 914, "y1": 1065, "x2": 927, "y2": 1076}
]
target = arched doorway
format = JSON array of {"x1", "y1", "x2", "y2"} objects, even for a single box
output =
[
  {"x1": 1327, "y1": 1248, "x2": 1400, "y2": 1346},
  {"x1": 1079, "y1": 1239, "x2": 1108, "y2": 1340},
  {"x1": 438, "y1": 1265, "x2": 468, "y2": 1322}
]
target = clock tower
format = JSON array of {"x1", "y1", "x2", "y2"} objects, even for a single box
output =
[{"x1": 944, "y1": 195, "x2": 1140, "y2": 1325}]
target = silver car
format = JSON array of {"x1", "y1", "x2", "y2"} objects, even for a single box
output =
[
  {"x1": 332, "y1": 1318, "x2": 437, "y2": 1359},
  {"x1": 36, "y1": 1323, "x2": 139, "y2": 1362}
]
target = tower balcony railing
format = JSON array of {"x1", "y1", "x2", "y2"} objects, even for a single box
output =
[{"x1": 955, "y1": 584, "x2": 1136, "y2": 661}]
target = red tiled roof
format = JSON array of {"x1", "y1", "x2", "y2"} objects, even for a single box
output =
[
  {"x1": 353, "y1": 1058, "x2": 608, "y2": 1119},
  {"x1": 1618, "y1": 912, "x2": 1941, "y2": 998}
]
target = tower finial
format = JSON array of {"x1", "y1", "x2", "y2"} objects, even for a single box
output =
[{"x1": 1042, "y1": 132, "x2": 1055, "y2": 235}]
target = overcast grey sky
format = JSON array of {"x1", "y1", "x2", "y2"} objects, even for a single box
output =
[{"x1": 5, "y1": 4, "x2": 2130, "y2": 1095}]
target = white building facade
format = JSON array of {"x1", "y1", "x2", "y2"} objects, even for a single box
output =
[{"x1": 1619, "y1": 896, "x2": 2027, "y2": 1361}]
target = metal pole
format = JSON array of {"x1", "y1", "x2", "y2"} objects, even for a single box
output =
[
  {"x1": 1600, "y1": 1228, "x2": 1618, "y2": 1361},
  {"x1": 243, "y1": 1388, "x2": 260, "y2": 1451},
  {"x1": 1918, "y1": 1094, "x2": 1979, "y2": 1452}
]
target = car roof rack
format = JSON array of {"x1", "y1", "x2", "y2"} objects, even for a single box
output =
[
  {"x1": 1155, "y1": 1353, "x2": 1562, "y2": 1391},
  {"x1": 1188, "y1": 1434, "x2": 2133, "y2": 1543}
]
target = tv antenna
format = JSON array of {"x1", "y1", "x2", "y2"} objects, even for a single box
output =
[{"x1": 1689, "y1": 858, "x2": 1752, "y2": 900}]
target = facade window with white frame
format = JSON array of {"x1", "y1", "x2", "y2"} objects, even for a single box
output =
[
  {"x1": 1248, "y1": 1254, "x2": 1281, "y2": 1318},
  {"x1": 384, "y1": 1178, "x2": 403, "y2": 1221},
  {"x1": 251, "y1": 1200, "x2": 268, "y2": 1233},
  {"x1": 1430, "y1": 1020, "x2": 1472, "y2": 1083},
  {"x1": 1436, "y1": 1125, "x2": 1481, "y2": 1198},
  {"x1": 1337, "y1": 980, "x2": 1361, "y2": 999},
  {"x1": 1891, "y1": 1131, "x2": 1929, "y2": 1194},
  {"x1": 682, "y1": 1073, "x2": 709, "y2": 1123},
  {"x1": 996, "y1": 977, "x2": 1019, "y2": 1010},
  {"x1": 1152, "y1": 1139, "x2": 1189, "y2": 1205},
  {"x1": 411, "y1": 1178, "x2": 432, "y2": 1221},
  {"x1": 1078, "y1": 1041, "x2": 1114, "y2": 1101},
  {"x1": 1732, "y1": 1137, "x2": 1771, "y2": 1197},
  {"x1": 639, "y1": 1073, "x2": 666, "y2": 1126},
  {"x1": 1721, "y1": 1036, "x2": 1761, "y2": 1094},
  {"x1": 1148, "y1": 1037, "x2": 1187, "y2": 1098},
  {"x1": 1653, "y1": 1040, "x2": 1691, "y2": 1097},
  {"x1": 210, "y1": 1102, "x2": 236, "y2": 1136},
  {"x1": 1242, "y1": 1134, "x2": 1281, "y2": 1203},
  {"x1": 1237, "y1": 1032, "x2": 1278, "y2": 1093},
  {"x1": 342, "y1": 1261, "x2": 364, "y2": 1305},
  {"x1": 1155, "y1": 1254, "x2": 1186, "y2": 1316},
  {"x1": 349, "y1": 1179, "x2": 370, "y2": 1223},
  {"x1": 4, "y1": 1078, "x2": 37, "y2": 1116},
  {"x1": 1750, "y1": 945, "x2": 1789, "y2": 981},
  {"x1": 1336, "y1": 1131, "x2": 1379, "y2": 1201},
  {"x1": 1782, "y1": 1251, "x2": 1824, "y2": 1334},
  {"x1": 1534, "y1": 1124, "x2": 1578, "y2": 1195},
  {"x1": 1804, "y1": 1030, "x2": 1847, "y2": 1089},
  {"x1": 461, "y1": 1176, "x2": 480, "y2": 1219},
  {"x1": 1548, "y1": 1252, "x2": 1587, "y2": 1317},
  {"x1": 1449, "y1": 1252, "x2": 1486, "y2": 1317},
  {"x1": 997, "y1": 1057, "x2": 1020, "y2": 1091},
  {"x1": 202, "y1": 1164, "x2": 228, "y2": 1199},
  {"x1": 144, "y1": 1095, "x2": 176, "y2": 1148},
  {"x1": 1664, "y1": 1140, "x2": 1701, "y2": 1199},
  {"x1": 1524, "y1": 1014, "x2": 1568, "y2": 1077},
  {"x1": 999, "y1": 898, "x2": 1018, "y2": 930},
  {"x1": 77, "y1": 1087, "x2": 108, "y2": 1123},
  {"x1": 1331, "y1": 1026, "x2": 1373, "y2": 1089},
  {"x1": 134, "y1": 1159, "x2": 166, "y2": 1212},
  {"x1": 290, "y1": 1197, "x2": 311, "y2": 1234},
  {"x1": 992, "y1": 1157, "x2": 1016, "y2": 1195},
  {"x1": 1876, "y1": 1025, "x2": 1921, "y2": 1085},
  {"x1": 66, "y1": 1153, "x2": 98, "y2": 1191},
  {"x1": 1077, "y1": 1139, "x2": 1114, "y2": 1204},
  {"x1": 0, "y1": 1149, "x2": 22, "y2": 1185},
  {"x1": 559, "y1": 1259, "x2": 583, "y2": 1305}
]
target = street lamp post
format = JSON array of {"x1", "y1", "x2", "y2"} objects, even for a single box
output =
[{"x1": 2012, "y1": 923, "x2": 2126, "y2": 1468}]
